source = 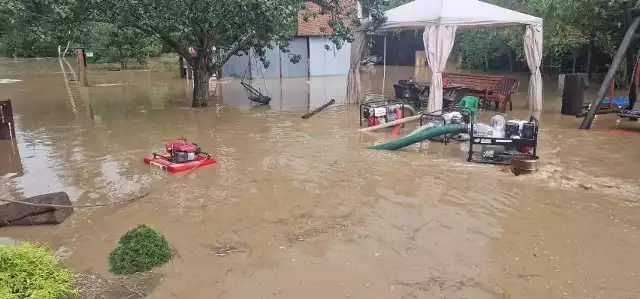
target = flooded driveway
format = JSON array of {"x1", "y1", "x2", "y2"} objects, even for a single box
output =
[{"x1": 1, "y1": 58, "x2": 640, "y2": 298}]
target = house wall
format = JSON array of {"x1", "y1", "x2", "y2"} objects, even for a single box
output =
[
  {"x1": 309, "y1": 76, "x2": 347, "y2": 108},
  {"x1": 309, "y1": 36, "x2": 351, "y2": 76},
  {"x1": 222, "y1": 54, "x2": 250, "y2": 78},
  {"x1": 222, "y1": 36, "x2": 350, "y2": 78},
  {"x1": 280, "y1": 38, "x2": 309, "y2": 78},
  {"x1": 222, "y1": 38, "x2": 309, "y2": 79}
]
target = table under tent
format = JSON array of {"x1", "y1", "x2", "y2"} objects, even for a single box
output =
[{"x1": 346, "y1": 0, "x2": 544, "y2": 113}]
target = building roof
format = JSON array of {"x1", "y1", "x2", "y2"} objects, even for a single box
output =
[{"x1": 297, "y1": 0, "x2": 358, "y2": 36}]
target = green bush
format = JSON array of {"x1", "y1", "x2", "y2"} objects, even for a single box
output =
[
  {"x1": 0, "y1": 242, "x2": 76, "y2": 299},
  {"x1": 109, "y1": 224, "x2": 172, "y2": 275}
]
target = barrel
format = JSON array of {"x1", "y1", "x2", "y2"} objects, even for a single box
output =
[{"x1": 561, "y1": 73, "x2": 589, "y2": 116}]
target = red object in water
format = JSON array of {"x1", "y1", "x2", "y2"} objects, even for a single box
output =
[
  {"x1": 391, "y1": 107, "x2": 403, "y2": 137},
  {"x1": 367, "y1": 116, "x2": 380, "y2": 127},
  {"x1": 165, "y1": 139, "x2": 197, "y2": 153},
  {"x1": 519, "y1": 146, "x2": 532, "y2": 153},
  {"x1": 143, "y1": 155, "x2": 216, "y2": 173}
]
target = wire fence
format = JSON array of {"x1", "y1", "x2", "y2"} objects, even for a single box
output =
[{"x1": 0, "y1": 55, "x2": 180, "y2": 75}]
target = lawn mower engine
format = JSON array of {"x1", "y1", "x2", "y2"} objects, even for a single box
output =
[
  {"x1": 362, "y1": 103, "x2": 404, "y2": 126},
  {"x1": 165, "y1": 138, "x2": 202, "y2": 163}
]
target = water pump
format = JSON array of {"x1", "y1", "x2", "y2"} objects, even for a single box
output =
[
  {"x1": 360, "y1": 100, "x2": 415, "y2": 127},
  {"x1": 163, "y1": 138, "x2": 202, "y2": 164}
]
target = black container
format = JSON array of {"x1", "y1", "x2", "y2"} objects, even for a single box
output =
[
  {"x1": 505, "y1": 122, "x2": 520, "y2": 138},
  {"x1": 561, "y1": 73, "x2": 588, "y2": 116},
  {"x1": 522, "y1": 122, "x2": 536, "y2": 139}
]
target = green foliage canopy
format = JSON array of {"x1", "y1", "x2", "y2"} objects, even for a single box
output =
[
  {"x1": 0, "y1": 0, "x2": 80, "y2": 56},
  {"x1": 89, "y1": 23, "x2": 163, "y2": 68}
]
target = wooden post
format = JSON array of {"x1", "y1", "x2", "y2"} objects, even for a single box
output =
[
  {"x1": 0, "y1": 99, "x2": 15, "y2": 140},
  {"x1": 179, "y1": 57, "x2": 186, "y2": 78},
  {"x1": 609, "y1": 80, "x2": 615, "y2": 104},
  {"x1": 216, "y1": 49, "x2": 223, "y2": 79},
  {"x1": 76, "y1": 48, "x2": 89, "y2": 86},
  {"x1": 0, "y1": 133, "x2": 22, "y2": 178}
]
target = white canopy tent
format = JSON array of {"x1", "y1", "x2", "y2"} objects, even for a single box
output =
[{"x1": 381, "y1": 0, "x2": 543, "y2": 112}]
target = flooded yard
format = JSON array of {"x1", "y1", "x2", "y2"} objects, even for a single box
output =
[{"x1": 1, "y1": 58, "x2": 640, "y2": 298}]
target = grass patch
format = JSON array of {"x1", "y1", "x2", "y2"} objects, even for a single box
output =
[
  {"x1": 109, "y1": 224, "x2": 172, "y2": 275},
  {"x1": 0, "y1": 242, "x2": 76, "y2": 299}
]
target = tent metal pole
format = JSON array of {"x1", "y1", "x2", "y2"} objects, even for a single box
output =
[
  {"x1": 382, "y1": 34, "x2": 387, "y2": 97},
  {"x1": 624, "y1": 1, "x2": 637, "y2": 109},
  {"x1": 580, "y1": 17, "x2": 640, "y2": 129}
]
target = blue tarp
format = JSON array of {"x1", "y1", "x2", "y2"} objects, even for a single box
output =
[{"x1": 601, "y1": 97, "x2": 629, "y2": 106}]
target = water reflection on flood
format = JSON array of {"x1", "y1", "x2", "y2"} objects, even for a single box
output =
[{"x1": 1, "y1": 58, "x2": 640, "y2": 299}]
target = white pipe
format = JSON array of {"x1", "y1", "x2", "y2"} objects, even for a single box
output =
[{"x1": 358, "y1": 115, "x2": 422, "y2": 132}]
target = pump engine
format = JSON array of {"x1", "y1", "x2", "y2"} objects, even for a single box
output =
[
  {"x1": 164, "y1": 138, "x2": 202, "y2": 163},
  {"x1": 362, "y1": 103, "x2": 406, "y2": 126}
]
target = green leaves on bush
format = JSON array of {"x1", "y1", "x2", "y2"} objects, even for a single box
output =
[
  {"x1": 109, "y1": 224, "x2": 173, "y2": 275},
  {"x1": 0, "y1": 242, "x2": 76, "y2": 299}
]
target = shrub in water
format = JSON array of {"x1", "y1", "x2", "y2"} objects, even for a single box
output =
[
  {"x1": 109, "y1": 224, "x2": 172, "y2": 275},
  {"x1": 0, "y1": 242, "x2": 76, "y2": 299}
]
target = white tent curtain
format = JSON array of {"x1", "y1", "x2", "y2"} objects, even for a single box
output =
[
  {"x1": 423, "y1": 25, "x2": 457, "y2": 112},
  {"x1": 524, "y1": 24, "x2": 543, "y2": 111}
]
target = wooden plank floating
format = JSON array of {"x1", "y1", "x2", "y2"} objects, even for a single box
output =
[{"x1": 302, "y1": 99, "x2": 336, "y2": 119}]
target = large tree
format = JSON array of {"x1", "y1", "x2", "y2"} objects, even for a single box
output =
[{"x1": 81, "y1": 0, "x2": 386, "y2": 107}]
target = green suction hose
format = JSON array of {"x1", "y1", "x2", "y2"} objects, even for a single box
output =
[{"x1": 368, "y1": 124, "x2": 469, "y2": 151}]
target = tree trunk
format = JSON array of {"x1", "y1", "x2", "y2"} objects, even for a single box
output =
[
  {"x1": 191, "y1": 56, "x2": 212, "y2": 107},
  {"x1": 507, "y1": 50, "x2": 513, "y2": 72},
  {"x1": 572, "y1": 51, "x2": 577, "y2": 73},
  {"x1": 587, "y1": 39, "x2": 594, "y2": 80}
]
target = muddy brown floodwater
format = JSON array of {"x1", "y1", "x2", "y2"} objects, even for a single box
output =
[{"x1": 1, "y1": 58, "x2": 640, "y2": 299}]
